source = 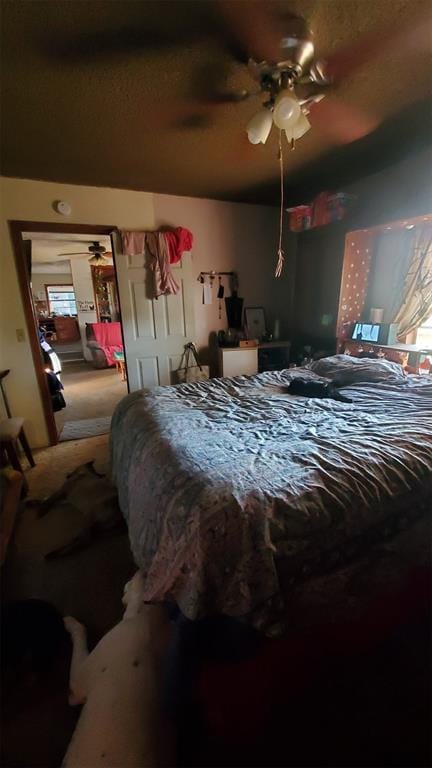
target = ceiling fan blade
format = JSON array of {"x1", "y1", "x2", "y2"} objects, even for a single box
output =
[
  {"x1": 217, "y1": 0, "x2": 307, "y2": 64},
  {"x1": 47, "y1": 29, "x2": 189, "y2": 62},
  {"x1": 322, "y1": 5, "x2": 432, "y2": 83},
  {"x1": 152, "y1": 102, "x2": 216, "y2": 130},
  {"x1": 42, "y1": 0, "x2": 304, "y2": 67},
  {"x1": 44, "y1": 2, "x2": 221, "y2": 62},
  {"x1": 309, "y1": 97, "x2": 379, "y2": 145},
  {"x1": 56, "y1": 252, "x2": 90, "y2": 256}
]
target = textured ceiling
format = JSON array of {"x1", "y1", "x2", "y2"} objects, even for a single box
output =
[{"x1": 1, "y1": 0, "x2": 431, "y2": 204}]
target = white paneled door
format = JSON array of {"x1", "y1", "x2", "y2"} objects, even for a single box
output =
[{"x1": 114, "y1": 240, "x2": 195, "y2": 391}]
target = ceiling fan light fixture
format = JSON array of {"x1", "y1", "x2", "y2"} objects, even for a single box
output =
[
  {"x1": 88, "y1": 242, "x2": 106, "y2": 254},
  {"x1": 279, "y1": 37, "x2": 315, "y2": 74},
  {"x1": 272, "y1": 89, "x2": 301, "y2": 130},
  {"x1": 88, "y1": 254, "x2": 109, "y2": 266},
  {"x1": 285, "y1": 111, "x2": 311, "y2": 143},
  {"x1": 246, "y1": 107, "x2": 273, "y2": 145}
]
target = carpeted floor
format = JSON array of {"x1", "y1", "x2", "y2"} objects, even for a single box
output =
[
  {"x1": 55, "y1": 360, "x2": 127, "y2": 439},
  {"x1": 2, "y1": 435, "x2": 134, "y2": 638},
  {"x1": 1, "y1": 435, "x2": 137, "y2": 768},
  {"x1": 60, "y1": 415, "x2": 113, "y2": 441},
  {"x1": 22, "y1": 434, "x2": 110, "y2": 497},
  {"x1": 2, "y1": 436, "x2": 431, "y2": 767}
]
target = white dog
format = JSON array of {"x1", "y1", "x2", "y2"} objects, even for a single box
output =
[{"x1": 62, "y1": 572, "x2": 172, "y2": 768}]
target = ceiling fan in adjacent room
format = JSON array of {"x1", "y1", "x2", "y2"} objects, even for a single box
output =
[{"x1": 58, "y1": 241, "x2": 110, "y2": 266}]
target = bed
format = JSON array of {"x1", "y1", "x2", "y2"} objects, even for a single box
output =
[{"x1": 111, "y1": 356, "x2": 432, "y2": 633}]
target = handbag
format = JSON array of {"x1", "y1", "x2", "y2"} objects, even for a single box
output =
[{"x1": 174, "y1": 342, "x2": 209, "y2": 384}]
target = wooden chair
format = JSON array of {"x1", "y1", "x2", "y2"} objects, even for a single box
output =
[{"x1": 0, "y1": 418, "x2": 35, "y2": 476}]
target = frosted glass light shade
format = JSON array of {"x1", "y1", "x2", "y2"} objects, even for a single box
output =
[
  {"x1": 88, "y1": 255, "x2": 109, "y2": 266},
  {"x1": 246, "y1": 108, "x2": 273, "y2": 144},
  {"x1": 285, "y1": 112, "x2": 311, "y2": 142},
  {"x1": 273, "y1": 90, "x2": 301, "y2": 130}
]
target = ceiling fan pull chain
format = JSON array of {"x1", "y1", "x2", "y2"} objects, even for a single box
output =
[{"x1": 275, "y1": 131, "x2": 285, "y2": 278}]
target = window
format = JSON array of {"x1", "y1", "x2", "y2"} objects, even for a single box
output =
[
  {"x1": 416, "y1": 315, "x2": 432, "y2": 347},
  {"x1": 46, "y1": 285, "x2": 77, "y2": 315}
]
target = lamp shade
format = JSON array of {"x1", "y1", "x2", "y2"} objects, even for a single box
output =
[
  {"x1": 285, "y1": 111, "x2": 311, "y2": 142},
  {"x1": 246, "y1": 108, "x2": 273, "y2": 145},
  {"x1": 273, "y1": 90, "x2": 301, "y2": 130}
]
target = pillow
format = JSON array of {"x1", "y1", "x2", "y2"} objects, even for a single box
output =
[{"x1": 309, "y1": 354, "x2": 406, "y2": 385}]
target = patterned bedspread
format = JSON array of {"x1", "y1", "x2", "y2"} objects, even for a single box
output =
[{"x1": 110, "y1": 365, "x2": 432, "y2": 631}]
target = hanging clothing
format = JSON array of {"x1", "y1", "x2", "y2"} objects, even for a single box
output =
[
  {"x1": 121, "y1": 227, "x2": 191, "y2": 298},
  {"x1": 121, "y1": 230, "x2": 146, "y2": 256},
  {"x1": 164, "y1": 227, "x2": 193, "y2": 264},
  {"x1": 146, "y1": 232, "x2": 180, "y2": 299},
  {"x1": 121, "y1": 227, "x2": 193, "y2": 264}
]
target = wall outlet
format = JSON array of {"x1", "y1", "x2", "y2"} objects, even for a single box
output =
[{"x1": 16, "y1": 328, "x2": 26, "y2": 342}]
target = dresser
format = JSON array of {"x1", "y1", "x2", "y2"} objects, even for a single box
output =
[
  {"x1": 53, "y1": 316, "x2": 80, "y2": 343},
  {"x1": 219, "y1": 341, "x2": 291, "y2": 377}
]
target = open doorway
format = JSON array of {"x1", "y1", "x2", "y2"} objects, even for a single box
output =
[{"x1": 11, "y1": 223, "x2": 128, "y2": 444}]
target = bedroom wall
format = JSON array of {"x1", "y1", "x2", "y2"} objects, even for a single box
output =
[
  {"x1": 31, "y1": 272, "x2": 73, "y2": 299},
  {"x1": 292, "y1": 146, "x2": 432, "y2": 344},
  {"x1": 69, "y1": 259, "x2": 98, "y2": 361},
  {"x1": 0, "y1": 176, "x2": 155, "y2": 446},
  {"x1": 1, "y1": 177, "x2": 291, "y2": 446},
  {"x1": 154, "y1": 193, "x2": 296, "y2": 364}
]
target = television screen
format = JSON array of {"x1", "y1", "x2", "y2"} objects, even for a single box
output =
[{"x1": 352, "y1": 323, "x2": 379, "y2": 342}]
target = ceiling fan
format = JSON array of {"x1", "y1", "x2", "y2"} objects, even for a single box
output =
[
  {"x1": 57, "y1": 241, "x2": 110, "y2": 266},
  {"x1": 178, "y1": 11, "x2": 335, "y2": 147},
  {"x1": 204, "y1": 0, "x2": 430, "y2": 149},
  {"x1": 235, "y1": 30, "x2": 331, "y2": 148},
  {"x1": 50, "y1": 0, "x2": 430, "y2": 147}
]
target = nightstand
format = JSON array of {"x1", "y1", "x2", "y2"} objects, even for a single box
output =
[
  {"x1": 219, "y1": 347, "x2": 258, "y2": 377},
  {"x1": 219, "y1": 341, "x2": 291, "y2": 377}
]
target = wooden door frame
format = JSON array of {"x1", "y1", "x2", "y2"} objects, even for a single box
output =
[{"x1": 9, "y1": 220, "x2": 125, "y2": 446}]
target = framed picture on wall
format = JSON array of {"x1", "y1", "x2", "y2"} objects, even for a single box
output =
[
  {"x1": 77, "y1": 299, "x2": 95, "y2": 312},
  {"x1": 244, "y1": 306, "x2": 266, "y2": 340}
]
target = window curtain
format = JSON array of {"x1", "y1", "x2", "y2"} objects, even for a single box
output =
[
  {"x1": 336, "y1": 229, "x2": 376, "y2": 342},
  {"x1": 366, "y1": 229, "x2": 414, "y2": 323},
  {"x1": 393, "y1": 224, "x2": 432, "y2": 340}
]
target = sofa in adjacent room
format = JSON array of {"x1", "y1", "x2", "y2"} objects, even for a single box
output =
[{"x1": 85, "y1": 322, "x2": 123, "y2": 369}]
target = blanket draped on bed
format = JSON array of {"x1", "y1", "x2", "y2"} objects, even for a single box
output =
[{"x1": 110, "y1": 367, "x2": 432, "y2": 632}]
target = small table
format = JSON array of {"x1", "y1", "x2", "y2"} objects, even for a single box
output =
[
  {"x1": 340, "y1": 339, "x2": 432, "y2": 370},
  {"x1": 113, "y1": 351, "x2": 126, "y2": 381},
  {"x1": 219, "y1": 341, "x2": 291, "y2": 377}
]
